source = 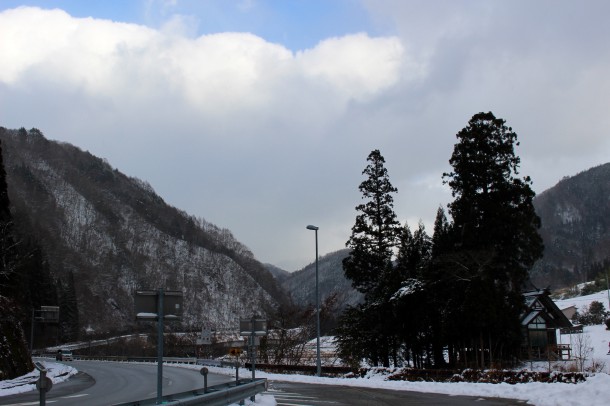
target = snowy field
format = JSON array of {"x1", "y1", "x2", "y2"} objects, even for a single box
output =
[
  {"x1": 2, "y1": 291, "x2": 610, "y2": 406},
  {"x1": 554, "y1": 291, "x2": 610, "y2": 363}
]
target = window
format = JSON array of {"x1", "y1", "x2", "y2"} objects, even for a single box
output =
[{"x1": 528, "y1": 316, "x2": 546, "y2": 330}]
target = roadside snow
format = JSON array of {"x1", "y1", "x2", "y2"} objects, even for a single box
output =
[
  {"x1": 2, "y1": 358, "x2": 610, "y2": 405},
  {"x1": 0, "y1": 361, "x2": 77, "y2": 395},
  {"x1": 2, "y1": 291, "x2": 609, "y2": 405},
  {"x1": 195, "y1": 365, "x2": 610, "y2": 406}
]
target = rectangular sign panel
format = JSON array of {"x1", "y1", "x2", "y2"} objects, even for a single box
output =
[
  {"x1": 39, "y1": 306, "x2": 59, "y2": 323},
  {"x1": 240, "y1": 319, "x2": 267, "y2": 336},
  {"x1": 163, "y1": 291, "x2": 183, "y2": 320},
  {"x1": 135, "y1": 290, "x2": 183, "y2": 321}
]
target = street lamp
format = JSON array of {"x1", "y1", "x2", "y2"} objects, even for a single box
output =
[{"x1": 306, "y1": 224, "x2": 321, "y2": 377}]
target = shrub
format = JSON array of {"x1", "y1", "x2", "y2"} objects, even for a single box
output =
[
  {"x1": 381, "y1": 367, "x2": 587, "y2": 384},
  {"x1": 574, "y1": 301, "x2": 609, "y2": 325}
]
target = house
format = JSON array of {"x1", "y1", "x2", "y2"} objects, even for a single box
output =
[
  {"x1": 560, "y1": 305, "x2": 577, "y2": 321},
  {"x1": 520, "y1": 289, "x2": 574, "y2": 360}
]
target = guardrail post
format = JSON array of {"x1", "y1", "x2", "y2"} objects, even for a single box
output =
[{"x1": 200, "y1": 367, "x2": 208, "y2": 393}]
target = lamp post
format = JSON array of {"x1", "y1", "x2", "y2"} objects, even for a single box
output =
[{"x1": 306, "y1": 224, "x2": 321, "y2": 377}]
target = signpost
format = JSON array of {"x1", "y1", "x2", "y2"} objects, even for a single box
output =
[
  {"x1": 30, "y1": 306, "x2": 59, "y2": 353},
  {"x1": 34, "y1": 361, "x2": 51, "y2": 406},
  {"x1": 135, "y1": 289, "x2": 183, "y2": 405},
  {"x1": 197, "y1": 325, "x2": 212, "y2": 345},
  {"x1": 230, "y1": 346, "x2": 243, "y2": 384},
  {"x1": 240, "y1": 316, "x2": 267, "y2": 402}
]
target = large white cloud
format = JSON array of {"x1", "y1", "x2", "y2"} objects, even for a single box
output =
[{"x1": 1, "y1": 3, "x2": 610, "y2": 271}]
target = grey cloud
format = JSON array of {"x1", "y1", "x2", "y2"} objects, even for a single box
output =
[{"x1": 2, "y1": 3, "x2": 610, "y2": 270}]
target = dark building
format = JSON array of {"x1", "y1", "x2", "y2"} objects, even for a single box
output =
[{"x1": 520, "y1": 289, "x2": 575, "y2": 360}]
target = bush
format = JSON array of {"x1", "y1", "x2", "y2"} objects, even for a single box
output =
[
  {"x1": 574, "y1": 301, "x2": 609, "y2": 325},
  {"x1": 382, "y1": 367, "x2": 587, "y2": 384}
]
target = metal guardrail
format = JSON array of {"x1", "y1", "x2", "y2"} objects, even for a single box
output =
[
  {"x1": 246, "y1": 362, "x2": 354, "y2": 375},
  {"x1": 41, "y1": 354, "x2": 199, "y2": 364},
  {"x1": 115, "y1": 378, "x2": 267, "y2": 406}
]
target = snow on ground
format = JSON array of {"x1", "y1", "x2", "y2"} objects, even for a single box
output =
[
  {"x1": 2, "y1": 357, "x2": 610, "y2": 406},
  {"x1": 554, "y1": 290, "x2": 610, "y2": 315},
  {"x1": 194, "y1": 365, "x2": 610, "y2": 406},
  {"x1": 555, "y1": 290, "x2": 610, "y2": 365},
  {"x1": 2, "y1": 292, "x2": 610, "y2": 405},
  {"x1": 0, "y1": 361, "x2": 77, "y2": 395}
]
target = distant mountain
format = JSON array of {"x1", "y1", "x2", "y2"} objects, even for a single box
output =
[
  {"x1": 532, "y1": 163, "x2": 610, "y2": 289},
  {"x1": 264, "y1": 263, "x2": 291, "y2": 284},
  {"x1": 281, "y1": 249, "x2": 362, "y2": 310},
  {"x1": 0, "y1": 127, "x2": 288, "y2": 334}
]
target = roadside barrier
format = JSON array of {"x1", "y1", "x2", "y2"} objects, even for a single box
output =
[{"x1": 115, "y1": 378, "x2": 267, "y2": 406}]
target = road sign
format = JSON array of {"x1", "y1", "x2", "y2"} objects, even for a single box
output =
[
  {"x1": 197, "y1": 326, "x2": 212, "y2": 345},
  {"x1": 239, "y1": 318, "x2": 267, "y2": 336},
  {"x1": 39, "y1": 306, "x2": 59, "y2": 323},
  {"x1": 229, "y1": 347, "x2": 242, "y2": 356},
  {"x1": 36, "y1": 376, "x2": 53, "y2": 392},
  {"x1": 135, "y1": 290, "x2": 183, "y2": 321}
]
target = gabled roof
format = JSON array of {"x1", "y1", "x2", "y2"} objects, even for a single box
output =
[
  {"x1": 521, "y1": 289, "x2": 573, "y2": 329},
  {"x1": 521, "y1": 309, "x2": 542, "y2": 326}
]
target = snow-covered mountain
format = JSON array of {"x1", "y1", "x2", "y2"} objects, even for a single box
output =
[
  {"x1": 532, "y1": 163, "x2": 610, "y2": 289},
  {"x1": 281, "y1": 249, "x2": 362, "y2": 310},
  {"x1": 0, "y1": 127, "x2": 288, "y2": 334}
]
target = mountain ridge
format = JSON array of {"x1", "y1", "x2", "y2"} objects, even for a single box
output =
[
  {"x1": 532, "y1": 162, "x2": 610, "y2": 288},
  {"x1": 1, "y1": 127, "x2": 288, "y2": 334}
]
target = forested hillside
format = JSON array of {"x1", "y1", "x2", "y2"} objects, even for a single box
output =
[
  {"x1": 532, "y1": 163, "x2": 610, "y2": 288},
  {"x1": 281, "y1": 249, "x2": 362, "y2": 310},
  {"x1": 0, "y1": 127, "x2": 288, "y2": 337}
]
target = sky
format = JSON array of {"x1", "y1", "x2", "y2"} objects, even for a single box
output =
[{"x1": 1, "y1": 1, "x2": 610, "y2": 271}]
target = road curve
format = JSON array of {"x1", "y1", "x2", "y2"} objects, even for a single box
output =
[{"x1": 0, "y1": 360, "x2": 233, "y2": 406}]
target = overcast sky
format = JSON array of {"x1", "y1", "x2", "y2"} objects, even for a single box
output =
[{"x1": 1, "y1": 1, "x2": 609, "y2": 271}]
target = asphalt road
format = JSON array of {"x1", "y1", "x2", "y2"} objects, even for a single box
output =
[
  {"x1": 0, "y1": 360, "x2": 232, "y2": 405},
  {"x1": 267, "y1": 381, "x2": 529, "y2": 406},
  {"x1": 1, "y1": 362, "x2": 529, "y2": 406}
]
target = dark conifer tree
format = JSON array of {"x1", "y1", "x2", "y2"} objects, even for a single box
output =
[
  {"x1": 395, "y1": 222, "x2": 413, "y2": 280},
  {"x1": 393, "y1": 221, "x2": 431, "y2": 367},
  {"x1": 339, "y1": 149, "x2": 401, "y2": 367},
  {"x1": 425, "y1": 207, "x2": 454, "y2": 366},
  {"x1": 431, "y1": 207, "x2": 451, "y2": 259},
  {"x1": 343, "y1": 149, "x2": 400, "y2": 298},
  {"x1": 442, "y1": 112, "x2": 543, "y2": 366}
]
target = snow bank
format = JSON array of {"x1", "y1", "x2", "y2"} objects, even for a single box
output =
[
  {"x1": 0, "y1": 361, "x2": 77, "y2": 396},
  {"x1": 194, "y1": 364, "x2": 610, "y2": 406}
]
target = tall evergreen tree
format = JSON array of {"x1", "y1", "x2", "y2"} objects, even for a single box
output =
[
  {"x1": 339, "y1": 149, "x2": 401, "y2": 367},
  {"x1": 442, "y1": 112, "x2": 543, "y2": 366},
  {"x1": 430, "y1": 207, "x2": 451, "y2": 260},
  {"x1": 399, "y1": 221, "x2": 431, "y2": 280},
  {"x1": 393, "y1": 221, "x2": 431, "y2": 367},
  {"x1": 425, "y1": 207, "x2": 454, "y2": 367},
  {"x1": 343, "y1": 149, "x2": 400, "y2": 298}
]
